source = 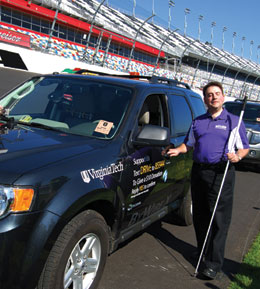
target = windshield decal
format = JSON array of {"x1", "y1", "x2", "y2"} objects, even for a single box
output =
[
  {"x1": 94, "y1": 120, "x2": 114, "y2": 135},
  {"x1": 19, "y1": 115, "x2": 32, "y2": 123}
]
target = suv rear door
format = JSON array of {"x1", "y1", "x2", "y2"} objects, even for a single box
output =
[{"x1": 166, "y1": 89, "x2": 194, "y2": 193}]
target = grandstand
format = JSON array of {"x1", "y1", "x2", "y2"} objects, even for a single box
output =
[{"x1": 0, "y1": 0, "x2": 260, "y2": 99}]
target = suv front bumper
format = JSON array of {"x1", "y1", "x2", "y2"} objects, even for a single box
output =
[{"x1": 0, "y1": 210, "x2": 60, "y2": 289}]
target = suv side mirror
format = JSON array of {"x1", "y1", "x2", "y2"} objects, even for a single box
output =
[{"x1": 132, "y1": 124, "x2": 170, "y2": 147}]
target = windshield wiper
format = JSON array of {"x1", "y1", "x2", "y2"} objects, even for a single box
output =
[
  {"x1": 24, "y1": 122, "x2": 64, "y2": 132},
  {"x1": 0, "y1": 115, "x2": 65, "y2": 132}
]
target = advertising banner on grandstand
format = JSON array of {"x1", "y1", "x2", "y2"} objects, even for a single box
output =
[{"x1": 0, "y1": 28, "x2": 30, "y2": 48}]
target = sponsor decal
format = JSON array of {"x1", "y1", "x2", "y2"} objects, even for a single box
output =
[
  {"x1": 131, "y1": 171, "x2": 164, "y2": 198},
  {"x1": 127, "y1": 201, "x2": 141, "y2": 211},
  {"x1": 131, "y1": 160, "x2": 166, "y2": 198},
  {"x1": 133, "y1": 156, "x2": 150, "y2": 165},
  {"x1": 215, "y1": 124, "x2": 227, "y2": 130},
  {"x1": 128, "y1": 194, "x2": 172, "y2": 226},
  {"x1": 162, "y1": 170, "x2": 168, "y2": 183},
  {"x1": 133, "y1": 160, "x2": 165, "y2": 177},
  {"x1": 81, "y1": 162, "x2": 123, "y2": 183},
  {"x1": 0, "y1": 28, "x2": 30, "y2": 48}
]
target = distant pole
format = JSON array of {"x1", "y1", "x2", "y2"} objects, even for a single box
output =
[
  {"x1": 198, "y1": 15, "x2": 203, "y2": 41},
  {"x1": 168, "y1": 1, "x2": 175, "y2": 30},
  {"x1": 184, "y1": 8, "x2": 190, "y2": 36},
  {"x1": 241, "y1": 36, "x2": 246, "y2": 57},
  {"x1": 257, "y1": 45, "x2": 260, "y2": 64},
  {"x1": 250, "y1": 40, "x2": 254, "y2": 60},
  {"x1": 232, "y1": 32, "x2": 237, "y2": 54},
  {"x1": 211, "y1": 21, "x2": 216, "y2": 45},
  {"x1": 152, "y1": 0, "x2": 155, "y2": 23},
  {"x1": 133, "y1": 0, "x2": 136, "y2": 17},
  {"x1": 222, "y1": 26, "x2": 227, "y2": 50}
]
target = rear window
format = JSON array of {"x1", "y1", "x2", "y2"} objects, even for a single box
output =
[{"x1": 224, "y1": 102, "x2": 260, "y2": 123}]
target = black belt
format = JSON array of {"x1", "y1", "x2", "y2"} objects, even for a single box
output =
[{"x1": 193, "y1": 161, "x2": 234, "y2": 171}]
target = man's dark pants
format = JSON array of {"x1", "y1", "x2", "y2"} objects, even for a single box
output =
[{"x1": 191, "y1": 162, "x2": 235, "y2": 272}]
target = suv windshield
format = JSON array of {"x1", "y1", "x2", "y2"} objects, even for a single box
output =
[
  {"x1": 224, "y1": 101, "x2": 260, "y2": 123},
  {"x1": 0, "y1": 76, "x2": 133, "y2": 139}
]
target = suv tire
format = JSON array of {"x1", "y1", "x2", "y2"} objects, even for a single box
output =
[
  {"x1": 38, "y1": 210, "x2": 109, "y2": 289},
  {"x1": 173, "y1": 190, "x2": 193, "y2": 226}
]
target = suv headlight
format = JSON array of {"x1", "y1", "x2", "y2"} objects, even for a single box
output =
[
  {"x1": 251, "y1": 132, "x2": 260, "y2": 145},
  {"x1": 0, "y1": 186, "x2": 34, "y2": 218}
]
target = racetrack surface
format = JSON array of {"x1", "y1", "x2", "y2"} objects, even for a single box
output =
[
  {"x1": 1, "y1": 68, "x2": 259, "y2": 289},
  {"x1": 99, "y1": 168, "x2": 260, "y2": 289},
  {"x1": 0, "y1": 67, "x2": 39, "y2": 97}
]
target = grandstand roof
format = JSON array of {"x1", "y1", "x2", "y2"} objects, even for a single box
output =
[{"x1": 34, "y1": 0, "x2": 260, "y2": 76}]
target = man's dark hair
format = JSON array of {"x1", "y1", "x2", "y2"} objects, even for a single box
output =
[{"x1": 203, "y1": 81, "x2": 224, "y2": 97}]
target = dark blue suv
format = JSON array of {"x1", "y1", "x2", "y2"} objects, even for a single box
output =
[{"x1": 0, "y1": 72, "x2": 205, "y2": 289}]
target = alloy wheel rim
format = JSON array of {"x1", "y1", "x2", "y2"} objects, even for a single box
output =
[{"x1": 64, "y1": 233, "x2": 101, "y2": 289}]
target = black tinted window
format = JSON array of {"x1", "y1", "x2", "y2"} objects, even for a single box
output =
[
  {"x1": 224, "y1": 102, "x2": 260, "y2": 123},
  {"x1": 189, "y1": 95, "x2": 205, "y2": 117},
  {"x1": 168, "y1": 93, "x2": 192, "y2": 136}
]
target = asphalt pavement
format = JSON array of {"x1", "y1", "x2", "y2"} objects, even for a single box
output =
[{"x1": 98, "y1": 168, "x2": 260, "y2": 289}]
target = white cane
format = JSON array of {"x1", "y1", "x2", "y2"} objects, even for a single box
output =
[{"x1": 194, "y1": 94, "x2": 248, "y2": 277}]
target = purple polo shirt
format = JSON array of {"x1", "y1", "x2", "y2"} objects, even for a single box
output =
[{"x1": 184, "y1": 108, "x2": 249, "y2": 164}]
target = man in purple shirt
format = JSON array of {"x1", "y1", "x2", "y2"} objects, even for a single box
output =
[{"x1": 165, "y1": 81, "x2": 249, "y2": 279}]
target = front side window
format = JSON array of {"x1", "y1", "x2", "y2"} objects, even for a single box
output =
[
  {"x1": 189, "y1": 95, "x2": 206, "y2": 118},
  {"x1": 168, "y1": 93, "x2": 192, "y2": 136},
  {"x1": 138, "y1": 94, "x2": 166, "y2": 128},
  {"x1": 0, "y1": 76, "x2": 133, "y2": 139}
]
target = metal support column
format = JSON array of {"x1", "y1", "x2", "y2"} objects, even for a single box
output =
[
  {"x1": 45, "y1": 0, "x2": 62, "y2": 52},
  {"x1": 126, "y1": 14, "x2": 155, "y2": 72},
  {"x1": 81, "y1": 0, "x2": 106, "y2": 61},
  {"x1": 152, "y1": 29, "x2": 178, "y2": 76}
]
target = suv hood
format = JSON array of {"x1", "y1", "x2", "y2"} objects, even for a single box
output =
[{"x1": 0, "y1": 126, "x2": 101, "y2": 183}]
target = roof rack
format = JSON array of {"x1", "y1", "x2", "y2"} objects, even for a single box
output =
[
  {"x1": 234, "y1": 98, "x2": 260, "y2": 103},
  {"x1": 67, "y1": 69, "x2": 191, "y2": 90},
  {"x1": 149, "y1": 76, "x2": 191, "y2": 89}
]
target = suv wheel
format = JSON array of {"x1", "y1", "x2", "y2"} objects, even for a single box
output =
[{"x1": 38, "y1": 210, "x2": 109, "y2": 289}]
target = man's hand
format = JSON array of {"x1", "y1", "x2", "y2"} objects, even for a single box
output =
[
  {"x1": 227, "y1": 149, "x2": 249, "y2": 163},
  {"x1": 162, "y1": 143, "x2": 189, "y2": 158},
  {"x1": 0, "y1": 106, "x2": 5, "y2": 115},
  {"x1": 227, "y1": 152, "x2": 241, "y2": 163},
  {"x1": 166, "y1": 148, "x2": 181, "y2": 157}
]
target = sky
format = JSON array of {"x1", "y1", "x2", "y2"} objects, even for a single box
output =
[{"x1": 106, "y1": 0, "x2": 260, "y2": 62}]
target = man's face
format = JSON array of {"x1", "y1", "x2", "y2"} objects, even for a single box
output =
[{"x1": 204, "y1": 85, "x2": 225, "y2": 111}]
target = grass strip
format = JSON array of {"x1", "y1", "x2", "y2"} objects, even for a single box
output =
[{"x1": 228, "y1": 232, "x2": 260, "y2": 289}]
